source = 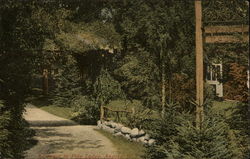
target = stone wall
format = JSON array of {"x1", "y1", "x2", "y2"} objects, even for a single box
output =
[{"x1": 97, "y1": 120, "x2": 155, "y2": 146}]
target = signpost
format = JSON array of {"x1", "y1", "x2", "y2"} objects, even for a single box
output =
[
  {"x1": 195, "y1": 0, "x2": 204, "y2": 128},
  {"x1": 204, "y1": 25, "x2": 249, "y2": 43},
  {"x1": 195, "y1": 0, "x2": 249, "y2": 128}
]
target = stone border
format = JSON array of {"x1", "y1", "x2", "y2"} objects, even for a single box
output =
[{"x1": 97, "y1": 120, "x2": 155, "y2": 146}]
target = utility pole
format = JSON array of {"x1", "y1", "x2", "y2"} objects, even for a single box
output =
[{"x1": 195, "y1": 0, "x2": 204, "y2": 128}]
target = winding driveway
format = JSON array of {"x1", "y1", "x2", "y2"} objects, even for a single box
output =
[{"x1": 24, "y1": 104, "x2": 118, "y2": 159}]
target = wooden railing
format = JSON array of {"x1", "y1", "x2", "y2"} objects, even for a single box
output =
[{"x1": 100, "y1": 105, "x2": 135, "y2": 122}]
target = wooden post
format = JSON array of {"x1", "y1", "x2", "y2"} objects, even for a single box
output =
[
  {"x1": 100, "y1": 105, "x2": 104, "y2": 121},
  {"x1": 195, "y1": 0, "x2": 204, "y2": 128},
  {"x1": 132, "y1": 107, "x2": 135, "y2": 115},
  {"x1": 160, "y1": 36, "x2": 166, "y2": 117},
  {"x1": 43, "y1": 69, "x2": 49, "y2": 95}
]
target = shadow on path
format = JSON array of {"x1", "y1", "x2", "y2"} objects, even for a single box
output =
[{"x1": 24, "y1": 106, "x2": 118, "y2": 159}]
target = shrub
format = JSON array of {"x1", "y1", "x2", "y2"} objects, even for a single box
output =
[
  {"x1": 144, "y1": 102, "x2": 185, "y2": 159},
  {"x1": 51, "y1": 55, "x2": 82, "y2": 107},
  {"x1": 0, "y1": 100, "x2": 36, "y2": 159},
  {"x1": 71, "y1": 96, "x2": 100, "y2": 125},
  {"x1": 224, "y1": 63, "x2": 248, "y2": 102},
  {"x1": 165, "y1": 73, "x2": 195, "y2": 111},
  {"x1": 144, "y1": 109, "x2": 243, "y2": 159},
  {"x1": 222, "y1": 102, "x2": 250, "y2": 159},
  {"x1": 126, "y1": 106, "x2": 154, "y2": 129},
  {"x1": 0, "y1": 100, "x2": 11, "y2": 158},
  {"x1": 167, "y1": 112, "x2": 242, "y2": 159},
  {"x1": 94, "y1": 68, "x2": 125, "y2": 106}
]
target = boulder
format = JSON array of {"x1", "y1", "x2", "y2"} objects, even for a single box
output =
[
  {"x1": 132, "y1": 138, "x2": 137, "y2": 142},
  {"x1": 130, "y1": 128, "x2": 139, "y2": 138},
  {"x1": 114, "y1": 132, "x2": 123, "y2": 137},
  {"x1": 143, "y1": 140, "x2": 148, "y2": 145},
  {"x1": 138, "y1": 130, "x2": 146, "y2": 136},
  {"x1": 121, "y1": 127, "x2": 132, "y2": 134},
  {"x1": 137, "y1": 136, "x2": 145, "y2": 143},
  {"x1": 101, "y1": 124, "x2": 109, "y2": 130},
  {"x1": 125, "y1": 134, "x2": 131, "y2": 140},
  {"x1": 97, "y1": 124, "x2": 102, "y2": 129},
  {"x1": 114, "y1": 128, "x2": 120, "y2": 133},
  {"x1": 106, "y1": 127, "x2": 115, "y2": 134},
  {"x1": 115, "y1": 124, "x2": 123, "y2": 131},
  {"x1": 102, "y1": 125, "x2": 115, "y2": 134},
  {"x1": 97, "y1": 120, "x2": 102, "y2": 125},
  {"x1": 103, "y1": 121, "x2": 108, "y2": 125},
  {"x1": 144, "y1": 134, "x2": 150, "y2": 140},
  {"x1": 97, "y1": 121, "x2": 102, "y2": 128},
  {"x1": 111, "y1": 122, "x2": 117, "y2": 128},
  {"x1": 148, "y1": 139, "x2": 156, "y2": 146},
  {"x1": 106, "y1": 121, "x2": 113, "y2": 127}
]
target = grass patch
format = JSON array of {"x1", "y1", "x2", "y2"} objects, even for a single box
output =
[
  {"x1": 26, "y1": 95, "x2": 51, "y2": 107},
  {"x1": 106, "y1": 100, "x2": 142, "y2": 111},
  {"x1": 39, "y1": 105, "x2": 73, "y2": 120},
  {"x1": 212, "y1": 100, "x2": 238, "y2": 110},
  {"x1": 95, "y1": 129, "x2": 146, "y2": 159},
  {"x1": 211, "y1": 100, "x2": 239, "y2": 119},
  {"x1": 105, "y1": 100, "x2": 160, "y2": 126},
  {"x1": 26, "y1": 96, "x2": 73, "y2": 120}
]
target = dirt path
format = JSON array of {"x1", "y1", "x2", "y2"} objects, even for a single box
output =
[{"x1": 24, "y1": 104, "x2": 118, "y2": 159}]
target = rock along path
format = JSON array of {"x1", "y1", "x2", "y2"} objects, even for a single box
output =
[{"x1": 24, "y1": 104, "x2": 118, "y2": 159}]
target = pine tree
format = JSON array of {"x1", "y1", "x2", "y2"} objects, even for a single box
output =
[
  {"x1": 145, "y1": 109, "x2": 244, "y2": 159},
  {"x1": 52, "y1": 55, "x2": 82, "y2": 106}
]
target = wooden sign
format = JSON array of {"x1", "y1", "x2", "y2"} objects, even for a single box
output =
[{"x1": 204, "y1": 25, "x2": 249, "y2": 43}]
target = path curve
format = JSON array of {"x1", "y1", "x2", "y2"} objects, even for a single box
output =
[{"x1": 24, "y1": 104, "x2": 118, "y2": 159}]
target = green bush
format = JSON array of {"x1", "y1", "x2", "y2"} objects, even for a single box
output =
[
  {"x1": 221, "y1": 102, "x2": 250, "y2": 159},
  {"x1": 71, "y1": 96, "x2": 100, "y2": 125},
  {"x1": 144, "y1": 103, "x2": 189, "y2": 159},
  {"x1": 167, "y1": 113, "x2": 242, "y2": 159},
  {"x1": 0, "y1": 100, "x2": 11, "y2": 158},
  {"x1": 126, "y1": 106, "x2": 157, "y2": 129},
  {"x1": 144, "y1": 108, "x2": 244, "y2": 159},
  {"x1": 0, "y1": 100, "x2": 36, "y2": 159},
  {"x1": 51, "y1": 55, "x2": 82, "y2": 107},
  {"x1": 94, "y1": 68, "x2": 125, "y2": 106}
]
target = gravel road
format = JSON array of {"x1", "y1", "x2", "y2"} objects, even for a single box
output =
[{"x1": 24, "y1": 104, "x2": 118, "y2": 159}]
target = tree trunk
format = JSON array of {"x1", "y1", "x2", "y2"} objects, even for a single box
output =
[
  {"x1": 161, "y1": 66, "x2": 166, "y2": 117},
  {"x1": 161, "y1": 49, "x2": 166, "y2": 117},
  {"x1": 160, "y1": 35, "x2": 167, "y2": 117},
  {"x1": 43, "y1": 69, "x2": 49, "y2": 95}
]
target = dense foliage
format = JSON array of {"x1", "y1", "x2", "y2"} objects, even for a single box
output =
[
  {"x1": 166, "y1": 113, "x2": 242, "y2": 159},
  {"x1": 51, "y1": 55, "x2": 82, "y2": 106},
  {"x1": 0, "y1": 0, "x2": 249, "y2": 158},
  {"x1": 71, "y1": 96, "x2": 100, "y2": 125},
  {"x1": 144, "y1": 101, "x2": 245, "y2": 159},
  {"x1": 224, "y1": 63, "x2": 248, "y2": 102},
  {"x1": 112, "y1": 0, "x2": 196, "y2": 111},
  {"x1": 0, "y1": 1, "x2": 46, "y2": 158}
]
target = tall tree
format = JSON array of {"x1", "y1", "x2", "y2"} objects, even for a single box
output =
[
  {"x1": 112, "y1": 0, "x2": 196, "y2": 111},
  {"x1": 0, "y1": 1, "x2": 52, "y2": 157}
]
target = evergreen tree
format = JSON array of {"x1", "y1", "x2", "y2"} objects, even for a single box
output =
[
  {"x1": 112, "y1": 0, "x2": 196, "y2": 111},
  {"x1": 52, "y1": 55, "x2": 82, "y2": 106},
  {"x1": 145, "y1": 109, "x2": 243, "y2": 159}
]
